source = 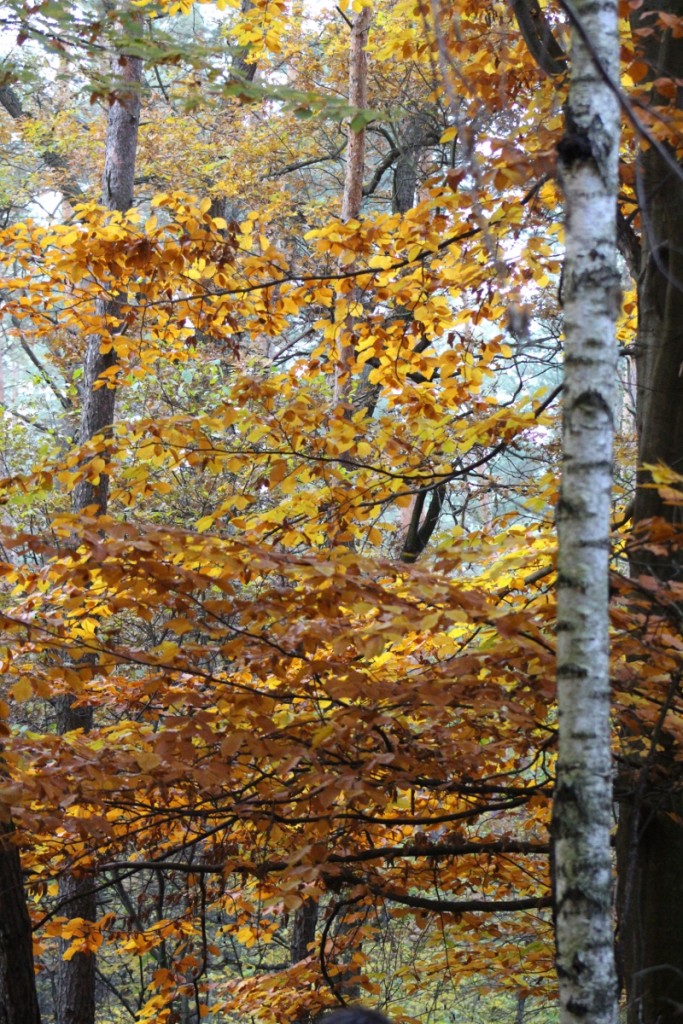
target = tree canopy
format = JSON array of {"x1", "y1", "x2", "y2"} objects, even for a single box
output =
[{"x1": 0, "y1": 1, "x2": 679, "y2": 1023}]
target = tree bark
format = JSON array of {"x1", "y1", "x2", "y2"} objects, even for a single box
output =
[
  {"x1": 290, "y1": 899, "x2": 319, "y2": 965},
  {"x1": 0, "y1": 821, "x2": 41, "y2": 1024},
  {"x1": 72, "y1": 49, "x2": 142, "y2": 514},
  {"x1": 336, "y1": 5, "x2": 373, "y2": 403},
  {"x1": 341, "y1": 6, "x2": 372, "y2": 224},
  {"x1": 57, "y1": 30, "x2": 142, "y2": 1024},
  {"x1": 616, "y1": 7, "x2": 683, "y2": 1024},
  {"x1": 553, "y1": 3, "x2": 620, "y2": 1024},
  {"x1": 628, "y1": 1, "x2": 683, "y2": 552},
  {"x1": 391, "y1": 111, "x2": 436, "y2": 216},
  {"x1": 617, "y1": 784, "x2": 683, "y2": 1024}
]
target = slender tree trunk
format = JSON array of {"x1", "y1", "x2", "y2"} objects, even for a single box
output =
[
  {"x1": 57, "y1": 30, "x2": 142, "y2": 1024},
  {"x1": 616, "y1": 8, "x2": 683, "y2": 1024},
  {"x1": 341, "y1": 6, "x2": 372, "y2": 224},
  {"x1": 72, "y1": 49, "x2": 142, "y2": 514},
  {"x1": 287, "y1": 899, "x2": 319, "y2": 1024},
  {"x1": 208, "y1": 0, "x2": 258, "y2": 228},
  {"x1": 335, "y1": 5, "x2": 373, "y2": 405},
  {"x1": 552, "y1": 3, "x2": 620, "y2": 1024},
  {"x1": 0, "y1": 821, "x2": 41, "y2": 1024}
]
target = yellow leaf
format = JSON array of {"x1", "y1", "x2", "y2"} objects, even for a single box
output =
[
  {"x1": 136, "y1": 751, "x2": 162, "y2": 772},
  {"x1": 11, "y1": 677, "x2": 32, "y2": 702},
  {"x1": 166, "y1": 617, "x2": 194, "y2": 635},
  {"x1": 312, "y1": 723, "x2": 334, "y2": 748}
]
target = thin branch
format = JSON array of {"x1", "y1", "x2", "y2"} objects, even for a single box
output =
[
  {"x1": 367, "y1": 887, "x2": 552, "y2": 914},
  {"x1": 100, "y1": 839, "x2": 549, "y2": 878},
  {"x1": 268, "y1": 143, "x2": 347, "y2": 179},
  {"x1": 360, "y1": 382, "x2": 564, "y2": 507},
  {"x1": 94, "y1": 966, "x2": 138, "y2": 1020},
  {"x1": 362, "y1": 146, "x2": 399, "y2": 196},
  {"x1": 0, "y1": 406, "x2": 55, "y2": 434},
  {"x1": 17, "y1": 336, "x2": 73, "y2": 410},
  {"x1": 335, "y1": 5, "x2": 353, "y2": 29},
  {"x1": 137, "y1": 176, "x2": 546, "y2": 309}
]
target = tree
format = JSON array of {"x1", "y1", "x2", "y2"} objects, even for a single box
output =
[
  {"x1": 0, "y1": 820, "x2": 41, "y2": 1024},
  {"x1": 0, "y1": 1, "x2": 560, "y2": 998},
  {"x1": 615, "y1": 5, "x2": 683, "y2": 1023},
  {"x1": 553, "y1": 1, "x2": 620, "y2": 1023},
  {"x1": 54, "y1": 9, "x2": 143, "y2": 1023},
  {"x1": 0, "y1": 0, "x2": 666, "y2": 1021}
]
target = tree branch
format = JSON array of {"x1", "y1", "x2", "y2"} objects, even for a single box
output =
[
  {"x1": 268, "y1": 142, "x2": 347, "y2": 179},
  {"x1": 507, "y1": 0, "x2": 567, "y2": 77},
  {"x1": 400, "y1": 484, "x2": 446, "y2": 562}
]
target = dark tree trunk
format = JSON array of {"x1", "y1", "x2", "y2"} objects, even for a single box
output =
[
  {"x1": 290, "y1": 899, "x2": 319, "y2": 964},
  {"x1": 72, "y1": 49, "x2": 142, "y2": 514},
  {"x1": 617, "y1": 786, "x2": 683, "y2": 1024},
  {"x1": 57, "y1": 34, "x2": 142, "y2": 1024},
  {"x1": 391, "y1": 112, "x2": 435, "y2": 216},
  {"x1": 55, "y1": 871, "x2": 96, "y2": 1024},
  {"x1": 0, "y1": 822, "x2": 41, "y2": 1024},
  {"x1": 617, "y1": 6, "x2": 683, "y2": 1024}
]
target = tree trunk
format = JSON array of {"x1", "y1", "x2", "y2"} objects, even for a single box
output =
[
  {"x1": 628, "y1": 1, "x2": 683, "y2": 549},
  {"x1": 552, "y1": 3, "x2": 620, "y2": 1024},
  {"x1": 341, "y1": 6, "x2": 372, "y2": 224},
  {"x1": 617, "y1": 786, "x2": 683, "y2": 1024},
  {"x1": 0, "y1": 822, "x2": 41, "y2": 1024},
  {"x1": 335, "y1": 4, "x2": 373, "y2": 404},
  {"x1": 72, "y1": 47, "x2": 142, "y2": 514},
  {"x1": 616, "y1": 7, "x2": 683, "y2": 1024},
  {"x1": 290, "y1": 899, "x2": 319, "y2": 964},
  {"x1": 355, "y1": 108, "x2": 436, "y2": 421},
  {"x1": 391, "y1": 111, "x2": 434, "y2": 216},
  {"x1": 57, "y1": 29, "x2": 142, "y2": 1024}
]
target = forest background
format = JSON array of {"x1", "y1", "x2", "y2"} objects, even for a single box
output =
[{"x1": 0, "y1": 1, "x2": 680, "y2": 1024}]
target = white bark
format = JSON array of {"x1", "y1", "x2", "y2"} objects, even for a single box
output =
[{"x1": 554, "y1": 2, "x2": 620, "y2": 1024}]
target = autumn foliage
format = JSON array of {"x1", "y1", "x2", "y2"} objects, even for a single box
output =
[{"x1": 0, "y1": 0, "x2": 677, "y2": 1021}]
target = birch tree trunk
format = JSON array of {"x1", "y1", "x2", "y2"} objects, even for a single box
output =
[
  {"x1": 56, "y1": 25, "x2": 142, "y2": 1024},
  {"x1": 553, "y1": 3, "x2": 620, "y2": 1024}
]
